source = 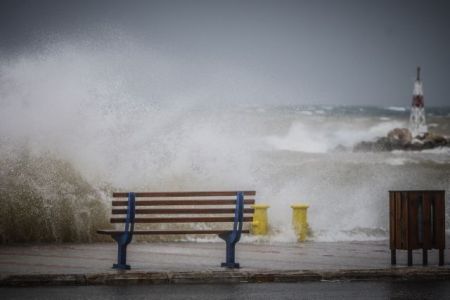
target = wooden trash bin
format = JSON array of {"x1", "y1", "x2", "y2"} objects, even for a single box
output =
[{"x1": 389, "y1": 190, "x2": 445, "y2": 266}]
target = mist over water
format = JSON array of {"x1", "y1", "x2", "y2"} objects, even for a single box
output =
[{"x1": 1, "y1": 40, "x2": 449, "y2": 243}]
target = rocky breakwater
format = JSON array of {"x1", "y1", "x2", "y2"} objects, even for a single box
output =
[{"x1": 354, "y1": 128, "x2": 450, "y2": 152}]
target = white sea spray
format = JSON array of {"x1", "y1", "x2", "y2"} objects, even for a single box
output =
[{"x1": 1, "y1": 41, "x2": 449, "y2": 243}]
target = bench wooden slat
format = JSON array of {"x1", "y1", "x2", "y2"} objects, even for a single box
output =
[
  {"x1": 112, "y1": 208, "x2": 255, "y2": 214},
  {"x1": 113, "y1": 191, "x2": 256, "y2": 198},
  {"x1": 112, "y1": 199, "x2": 256, "y2": 206},
  {"x1": 110, "y1": 216, "x2": 254, "y2": 223},
  {"x1": 97, "y1": 229, "x2": 251, "y2": 235},
  {"x1": 100, "y1": 190, "x2": 256, "y2": 269}
]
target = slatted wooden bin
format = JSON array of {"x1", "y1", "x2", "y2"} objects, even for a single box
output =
[
  {"x1": 98, "y1": 191, "x2": 256, "y2": 269},
  {"x1": 389, "y1": 190, "x2": 445, "y2": 266}
]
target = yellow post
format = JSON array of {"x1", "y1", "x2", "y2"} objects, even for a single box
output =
[
  {"x1": 291, "y1": 204, "x2": 309, "y2": 242},
  {"x1": 251, "y1": 204, "x2": 270, "y2": 235}
]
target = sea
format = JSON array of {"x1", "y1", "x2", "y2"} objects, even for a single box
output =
[
  {"x1": 1, "y1": 97, "x2": 449, "y2": 243},
  {"x1": 0, "y1": 43, "x2": 449, "y2": 244}
]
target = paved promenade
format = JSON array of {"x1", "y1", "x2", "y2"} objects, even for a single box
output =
[{"x1": 1, "y1": 240, "x2": 449, "y2": 285}]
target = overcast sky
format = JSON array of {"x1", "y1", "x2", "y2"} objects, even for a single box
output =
[{"x1": 1, "y1": 0, "x2": 449, "y2": 106}]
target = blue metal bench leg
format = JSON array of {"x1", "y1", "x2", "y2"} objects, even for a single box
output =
[
  {"x1": 113, "y1": 241, "x2": 130, "y2": 270},
  {"x1": 221, "y1": 241, "x2": 240, "y2": 268},
  {"x1": 111, "y1": 192, "x2": 135, "y2": 270},
  {"x1": 220, "y1": 192, "x2": 244, "y2": 269}
]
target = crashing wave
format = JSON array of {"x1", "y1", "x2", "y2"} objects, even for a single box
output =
[{"x1": 0, "y1": 149, "x2": 110, "y2": 243}]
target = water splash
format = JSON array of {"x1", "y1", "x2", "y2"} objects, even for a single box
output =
[
  {"x1": 0, "y1": 150, "x2": 110, "y2": 243},
  {"x1": 1, "y1": 40, "x2": 449, "y2": 243}
]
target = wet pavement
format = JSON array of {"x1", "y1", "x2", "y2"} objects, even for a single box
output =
[
  {"x1": 0, "y1": 240, "x2": 449, "y2": 285},
  {"x1": 2, "y1": 281, "x2": 450, "y2": 300}
]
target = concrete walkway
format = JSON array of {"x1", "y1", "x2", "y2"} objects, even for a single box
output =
[{"x1": 1, "y1": 240, "x2": 449, "y2": 285}]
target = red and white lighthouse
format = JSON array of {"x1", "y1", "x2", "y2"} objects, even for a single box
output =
[{"x1": 409, "y1": 67, "x2": 427, "y2": 136}]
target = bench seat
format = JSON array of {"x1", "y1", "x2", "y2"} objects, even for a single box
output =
[
  {"x1": 98, "y1": 191, "x2": 256, "y2": 270},
  {"x1": 98, "y1": 229, "x2": 251, "y2": 235}
]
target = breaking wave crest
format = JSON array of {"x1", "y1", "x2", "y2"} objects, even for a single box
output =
[
  {"x1": 266, "y1": 120, "x2": 406, "y2": 153},
  {"x1": 1, "y1": 40, "x2": 449, "y2": 244},
  {"x1": 0, "y1": 150, "x2": 110, "y2": 243}
]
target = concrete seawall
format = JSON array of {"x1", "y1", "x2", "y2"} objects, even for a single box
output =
[{"x1": 2, "y1": 268, "x2": 450, "y2": 286}]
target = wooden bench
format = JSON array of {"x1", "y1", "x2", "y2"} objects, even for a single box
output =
[{"x1": 97, "y1": 191, "x2": 256, "y2": 270}]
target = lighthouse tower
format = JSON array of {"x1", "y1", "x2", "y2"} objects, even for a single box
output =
[{"x1": 409, "y1": 67, "x2": 427, "y2": 136}]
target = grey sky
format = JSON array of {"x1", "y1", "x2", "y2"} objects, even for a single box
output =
[{"x1": 1, "y1": 0, "x2": 449, "y2": 106}]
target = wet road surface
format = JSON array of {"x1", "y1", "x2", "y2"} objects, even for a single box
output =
[{"x1": 2, "y1": 280, "x2": 450, "y2": 300}]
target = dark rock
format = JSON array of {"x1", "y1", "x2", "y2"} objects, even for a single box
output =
[
  {"x1": 410, "y1": 141, "x2": 424, "y2": 151},
  {"x1": 353, "y1": 128, "x2": 449, "y2": 152},
  {"x1": 387, "y1": 128, "x2": 413, "y2": 146},
  {"x1": 422, "y1": 132, "x2": 448, "y2": 147},
  {"x1": 373, "y1": 137, "x2": 393, "y2": 151},
  {"x1": 353, "y1": 137, "x2": 392, "y2": 152}
]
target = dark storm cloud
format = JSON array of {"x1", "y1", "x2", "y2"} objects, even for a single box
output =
[{"x1": 1, "y1": 0, "x2": 449, "y2": 106}]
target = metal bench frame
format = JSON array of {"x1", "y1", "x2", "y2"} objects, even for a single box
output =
[{"x1": 100, "y1": 191, "x2": 251, "y2": 270}]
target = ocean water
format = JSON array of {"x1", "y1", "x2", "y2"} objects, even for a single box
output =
[{"x1": 1, "y1": 46, "x2": 449, "y2": 243}]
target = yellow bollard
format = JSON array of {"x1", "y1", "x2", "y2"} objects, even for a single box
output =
[
  {"x1": 291, "y1": 204, "x2": 310, "y2": 242},
  {"x1": 251, "y1": 204, "x2": 270, "y2": 235}
]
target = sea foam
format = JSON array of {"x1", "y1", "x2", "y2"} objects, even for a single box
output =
[{"x1": 1, "y1": 40, "x2": 449, "y2": 243}]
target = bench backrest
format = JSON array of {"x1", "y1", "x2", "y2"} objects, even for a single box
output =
[{"x1": 110, "y1": 191, "x2": 256, "y2": 233}]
